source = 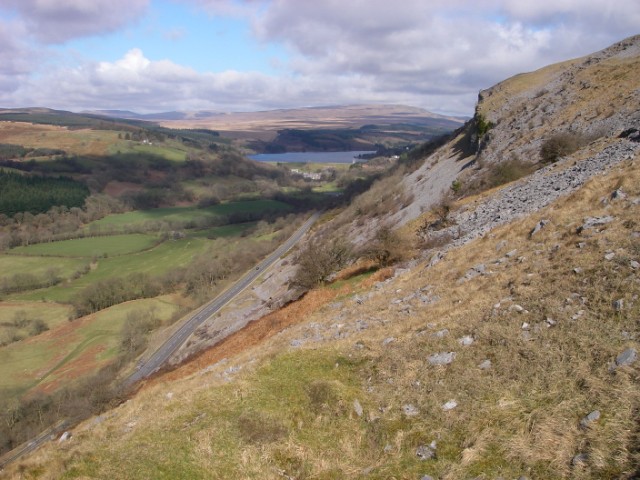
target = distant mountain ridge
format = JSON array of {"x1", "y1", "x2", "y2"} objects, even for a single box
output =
[{"x1": 83, "y1": 104, "x2": 466, "y2": 130}]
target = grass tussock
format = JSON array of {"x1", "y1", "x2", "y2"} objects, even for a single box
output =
[{"x1": 6, "y1": 157, "x2": 640, "y2": 479}]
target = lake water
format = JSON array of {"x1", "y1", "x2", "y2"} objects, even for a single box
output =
[{"x1": 249, "y1": 151, "x2": 375, "y2": 164}]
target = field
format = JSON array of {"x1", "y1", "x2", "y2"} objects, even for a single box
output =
[
  {"x1": 0, "y1": 296, "x2": 183, "y2": 397},
  {"x1": 0, "y1": 255, "x2": 88, "y2": 284},
  {"x1": 0, "y1": 210, "x2": 288, "y2": 404},
  {"x1": 86, "y1": 199, "x2": 292, "y2": 232},
  {"x1": 9, "y1": 234, "x2": 159, "y2": 258}
]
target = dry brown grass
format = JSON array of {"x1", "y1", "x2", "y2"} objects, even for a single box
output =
[{"x1": 0, "y1": 122, "x2": 119, "y2": 156}]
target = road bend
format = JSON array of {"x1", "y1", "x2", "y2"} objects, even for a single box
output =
[
  {"x1": 0, "y1": 212, "x2": 320, "y2": 472},
  {"x1": 123, "y1": 210, "x2": 321, "y2": 387}
]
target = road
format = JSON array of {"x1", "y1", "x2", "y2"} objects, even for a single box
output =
[
  {"x1": 0, "y1": 420, "x2": 70, "y2": 470},
  {"x1": 123, "y1": 210, "x2": 320, "y2": 387},
  {"x1": 0, "y1": 212, "x2": 320, "y2": 471}
]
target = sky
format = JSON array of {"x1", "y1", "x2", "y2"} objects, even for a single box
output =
[{"x1": 0, "y1": 0, "x2": 638, "y2": 117}]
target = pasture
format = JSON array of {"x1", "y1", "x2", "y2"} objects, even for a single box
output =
[
  {"x1": 0, "y1": 296, "x2": 182, "y2": 397},
  {"x1": 86, "y1": 199, "x2": 292, "y2": 231},
  {"x1": 0, "y1": 255, "x2": 88, "y2": 284},
  {"x1": 9, "y1": 234, "x2": 160, "y2": 258},
  {"x1": 11, "y1": 236, "x2": 211, "y2": 303}
]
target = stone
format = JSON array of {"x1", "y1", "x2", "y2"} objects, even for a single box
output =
[
  {"x1": 442, "y1": 400, "x2": 458, "y2": 411},
  {"x1": 58, "y1": 431, "x2": 71, "y2": 442},
  {"x1": 505, "y1": 249, "x2": 518, "y2": 258},
  {"x1": 165, "y1": 392, "x2": 174, "y2": 400},
  {"x1": 630, "y1": 260, "x2": 640, "y2": 270},
  {"x1": 573, "y1": 267, "x2": 583, "y2": 274},
  {"x1": 572, "y1": 453, "x2": 588, "y2": 466},
  {"x1": 577, "y1": 216, "x2": 614, "y2": 233},
  {"x1": 353, "y1": 399, "x2": 364, "y2": 417},
  {"x1": 458, "y1": 335, "x2": 474, "y2": 346},
  {"x1": 420, "y1": 476, "x2": 435, "y2": 480},
  {"x1": 402, "y1": 404, "x2": 419, "y2": 416},
  {"x1": 496, "y1": 240, "x2": 507, "y2": 251},
  {"x1": 433, "y1": 328, "x2": 449, "y2": 338},
  {"x1": 545, "y1": 317, "x2": 557, "y2": 327},
  {"x1": 577, "y1": 242, "x2": 586, "y2": 249},
  {"x1": 611, "y1": 189, "x2": 626, "y2": 200},
  {"x1": 382, "y1": 337, "x2": 395, "y2": 346},
  {"x1": 612, "y1": 299, "x2": 624, "y2": 312},
  {"x1": 383, "y1": 444, "x2": 393, "y2": 453},
  {"x1": 511, "y1": 304, "x2": 526, "y2": 313},
  {"x1": 416, "y1": 442, "x2": 437, "y2": 460},
  {"x1": 461, "y1": 264, "x2": 487, "y2": 282},
  {"x1": 615, "y1": 348, "x2": 637, "y2": 367},
  {"x1": 428, "y1": 251, "x2": 445, "y2": 267},
  {"x1": 478, "y1": 359, "x2": 492, "y2": 370},
  {"x1": 521, "y1": 322, "x2": 530, "y2": 330},
  {"x1": 579, "y1": 410, "x2": 601, "y2": 428},
  {"x1": 529, "y1": 219, "x2": 550, "y2": 238},
  {"x1": 604, "y1": 252, "x2": 615, "y2": 261},
  {"x1": 290, "y1": 339, "x2": 304, "y2": 347},
  {"x1": 428, "y1": 352, "x2": 456, "y2": 366}
]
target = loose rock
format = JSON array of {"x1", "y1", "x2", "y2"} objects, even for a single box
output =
[
  {"x1": 353, "y1": 399, "x2": 364, "y2": 417},
  {"x1": 428, "y1": 352, "x2": 456, "y2": 366},
  {"x1": 579, "y1": 410, "x2": 601, "y2": 428},
  {"x1": 529, "y1": 219, "x2": 550, "y2": 238},
  {"x1": 572, "y1": 453, "x2": 589, "y2": 466},
  {"x1": 577, "y1": 216, "x2": 614, "y2": 233},
  {"x1": 458, "y1": 335, "x2": 474, "y2": 346},
  {"x1": 402, "y1": 404, "x2": 420, "y2": 416},
  {"x1": 442, "y1": 399, "x2": 458, "y2": 411},
  {"x1": 615, "y1": 348, "x2": 637, "y2": 367},
  {"x1": 478, "y1": 359, "x2": 492, "y2": 370}
]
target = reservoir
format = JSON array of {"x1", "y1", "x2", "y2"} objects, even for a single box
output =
[{"x1": 249, "y1": 150, "x2": 375, "y2": 164}]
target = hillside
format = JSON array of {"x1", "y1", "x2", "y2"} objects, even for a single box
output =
[
  {"x1": 91, "y1": 104, "x2": 465, "y2": 153},
  {"x1": 2, "y1": 36, "x2": 640, "y2": 479}
]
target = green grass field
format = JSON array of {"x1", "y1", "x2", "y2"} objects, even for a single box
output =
[
  {"x1": 190, "y1": 222, "x2": 256, "y2": 238},
  {"x1": 0, "y1": 255, "x2": 88, "y2": 283},
  {"x1": 0, "y1": 296, "x2": 182, "y2": 396},
  {"x1": 108, "y1": 141, "x2": 188, "y2": 162},
  {"x1": 86, "y1": 199, "x2": 292, "y2": 231},
  {"x1": 11, "y1": 236, "x2": 211, "y2": 302},
  {"x1": 9, "y1": 234, "x2": 160, "y2": 258}
]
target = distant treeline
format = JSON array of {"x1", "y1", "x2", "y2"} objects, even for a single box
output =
[{"x1": 0, "y1": 171, "x2": 89, "y2": 216}]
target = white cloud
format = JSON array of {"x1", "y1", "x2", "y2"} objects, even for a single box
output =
[
  {"x1": 1, "y1": 0, "x2": 638, "y2": 115},
  {"x1": 1, "y1": 0, "x2": 149, "y2": 43}
]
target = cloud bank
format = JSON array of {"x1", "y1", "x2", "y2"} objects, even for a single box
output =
[{"x1": 0, "y1": 0, "x2": 638, "y2": 116}]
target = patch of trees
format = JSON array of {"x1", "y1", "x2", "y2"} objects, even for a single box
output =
[
  {"x1": 253, "y1": 128, "x2": 373, "y2": 153},
  {"x1": 291, "y1": 237, "x2": 353, "y2": 290},
  {"x1": 0, "y1": 143, "x2": 66, "y2": 160},
  {"x1": 71, "y1": 273, "x2": 162, "y2": 318},
  {"x1": 0, "y1": 194, "x2": 127, "y2": 250},
  {"x1": 0, "y1": 269, "x2": 64, "y2": 296},
  {"x1": 0, "y1": 171, "x2": 89, "y2": 216},
  {"x1": 0, "y1": 310, "x2": 49, "y2": 346}
]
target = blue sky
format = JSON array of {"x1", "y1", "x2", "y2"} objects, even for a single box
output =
[{"x1": 0, "y1": 0, "x2": 638, "y2": 116}]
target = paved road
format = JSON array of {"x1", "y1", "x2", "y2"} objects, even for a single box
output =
[
  {"x1": 0, "y1": 420, "x2": 70, "y2": 470},
  {"x1": 0, "y1": 212, "x2": 320, "y2": 471},
  {"x1": 123, "y1": 211, "x2": 320, "y2": 387}
]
